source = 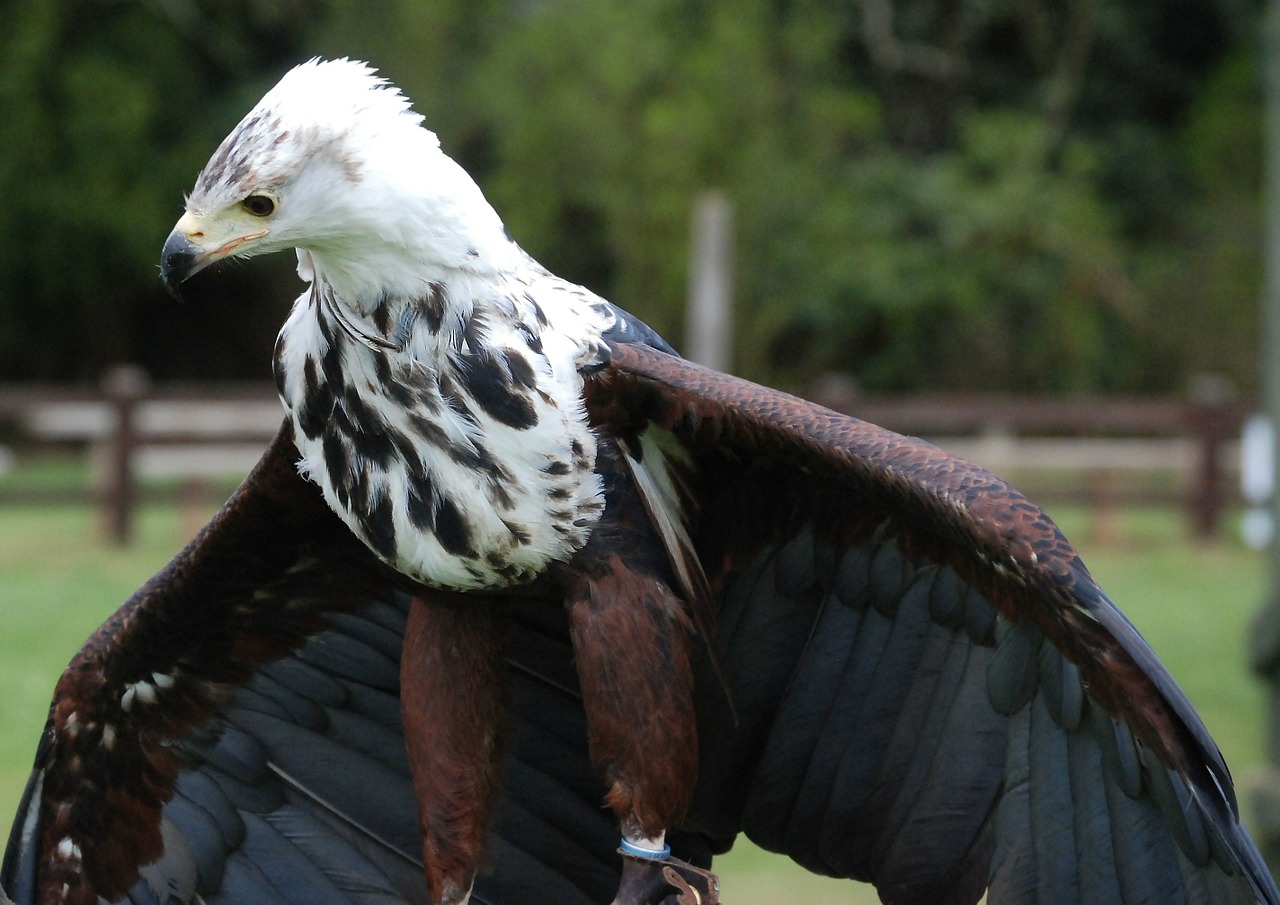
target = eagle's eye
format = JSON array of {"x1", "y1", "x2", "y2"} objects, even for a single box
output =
[{"x1": 242, "y1": 194, "x2": 276, "y2": 217}]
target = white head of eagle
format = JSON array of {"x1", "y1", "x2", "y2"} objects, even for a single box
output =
[{"x1": 162, "y1": 58, "x2": 612, "y2": 589}]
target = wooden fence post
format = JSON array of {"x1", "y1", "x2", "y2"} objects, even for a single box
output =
[
  {"x1": 685, "y1": 191, "x2": 733, "y2": 372},
  {"x1": 101, "y1": 364, "x2": 150, "y2": 545},
  {"x1": 1186, "y1": 374, "x2": 1236, "y2": 541}
]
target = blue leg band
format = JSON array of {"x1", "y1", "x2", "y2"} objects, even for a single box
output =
[{"x1": 619, "y1": 838, "x2": 671, "y2": 860}]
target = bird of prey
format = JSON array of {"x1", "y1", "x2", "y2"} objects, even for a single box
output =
[{"x1": 3, "y1": 58, "x2": 1278, "y2": 905}]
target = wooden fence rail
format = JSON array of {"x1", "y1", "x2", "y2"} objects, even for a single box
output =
[
  {"x1": 809, "y1": 374, "x2": 1244, "y2": 541},
  {"x1": 0, "y1": 366, "x2": 1252, "y2": 545},
  {"x1": 0, "y1": 366, "x2": 281, "y2": 544}
]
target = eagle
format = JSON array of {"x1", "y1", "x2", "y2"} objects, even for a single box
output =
[{"x1": 2, "y1": 58, "x2": 1277, "y2": 905}]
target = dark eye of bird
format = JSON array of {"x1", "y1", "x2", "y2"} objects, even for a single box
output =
[{"x1": 243, "y1": 195, "x2": 276, "y2": 217}]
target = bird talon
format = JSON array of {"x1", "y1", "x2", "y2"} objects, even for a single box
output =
[
  {"x1": 612, "y1": 850, "x2": 720, "y2": 905},
  {"x1": 661, "y1": 864, "x2": 708, "y2": 905}
]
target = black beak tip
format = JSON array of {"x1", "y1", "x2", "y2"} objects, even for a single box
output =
[{"x1": 160, "y1": 231, "x2": 199, "y2": 301}]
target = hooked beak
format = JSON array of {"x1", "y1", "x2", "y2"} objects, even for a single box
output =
[
  {"x1": 160, "y1": 229, "x2": 201, "y2": 300},
  {"x1": 160, "y1": 211, "x2": 268, "y2": 301}
]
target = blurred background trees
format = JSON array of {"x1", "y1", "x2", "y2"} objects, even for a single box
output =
[{"x1": 0, "y1": 0, "x2": 1265, "y2": 394}]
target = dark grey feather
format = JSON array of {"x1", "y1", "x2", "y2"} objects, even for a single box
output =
[
  {"x1": 232, "y1": 812, "x2": 355, "y2": 904},
  {"x1": 171, "y1": 771, "x2": 245, "y2": 851},
  {"x1": 832, "y1": 544, "x2": 873, "y2": 610},
  {"x1": 1092, "y1": 708, "x2": 1144, "y2": 800},
  {"x1": 927, "y1": 564, "x2": 968, "y2": 631},
  {"x1": 1026, "y1": 695, "x2": 1081, "y2": 905},
  {"x1": 1141, "y1": 747, "x2": 1212, "y2": 868},
  {"x1": 1063, "y1": 717, "x2": 1125, "y2": 905},
  {"x1": 1101, "y1": 759, "x2": 1185, "y2": 904},
  {"x1": 1038, "y1": 645, "x2": 1084, "y2": 731},
  {"x1": 868, "y1": 538, "x2": 913, "y2": 617},
  {"x1": 987, "y1": 618, "x2": 1043, "y2": 717},
  {"x1": 182, "y1": 722, "x2": 270, "y2": 786},
  {"x1": 161, "y1": 794, "x2": 231, "y2": 893},
  {"x1": 773, "y1": 523, "x2": 819, "y2": 596},
  {"x1": 854, "y1": 626, "x2": 1000, "y2": 903}
]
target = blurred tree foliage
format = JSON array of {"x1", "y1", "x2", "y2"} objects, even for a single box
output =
[
  {"x1": 0, "y1": 0, "x2": 1265, "y2": 394},
  {"x1": 0, "y1": 0, "x2": 322, "y2": 380}
]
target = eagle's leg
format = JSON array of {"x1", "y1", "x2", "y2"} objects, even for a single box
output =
[
  {"x1": 401, "y1": 595, "x2": 507, "y2": 905},
  {"x1": 565, "y1": 553, "x2": 709, "y2": 905},
  {"x1": 614, "y1": 855, "x2": 721, "y2": 905}
]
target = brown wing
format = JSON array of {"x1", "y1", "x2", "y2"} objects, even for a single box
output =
[
  {"x1": 6, "y1": 345, "x2": 1278, "y2": 905},
  {"x1": 589, "y1": 341, "x2": 1278, "y2": 905},
  {"x1": 0, "y1": 427, "x2": 660, "y2": 905}
]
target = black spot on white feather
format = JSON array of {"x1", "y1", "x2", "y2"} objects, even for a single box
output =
[
  {"x1": 433, "y1": 496, "x2": 475, "y2": 556},
  {"x1": 401, "y1": 360, "x2": 429, "y2": 389},
  {"x1": 503, "y1": 520, "x2": 531, "y2": 544},
  {"x1": 517, "y1": 323, "x2": 543, "y2": 354},
  {"x1": 323, "y1": 429, "x2": 351, "y2": 506},
  {"x1": 462, "y1": 310, "x2": 490, "y2": 354},
  {"x1": 341, "y1": 387, "x2": 396, "y2": 467},
  {"x1": 297, "y1": 357, "x2": 333, "y2": 440},
  {"x1": 387, "y1": 426, "x2": 424, "y2": 476},
  {"x1": 348, "y1": 468, "x2": 372, "y2": 515},
  {"x1": 320, "y1": 336, "x2": 346, "y2": 400},
  {"x1": 473, "y1": 446, "x2": 514, "y2": 489},
  {"x1": 460, "y1": 350, "x2": 539, "y2": 430},
  {"x1": 372, "y1": 298, "x2": 392, "y2": 335},
  {"x1": 385, "y1": 376, "x2": 417, "y2": 411},
  {"x1": 374, "y1": 352, "x2": 395, "y2": 388},
  {"x1": 527, "y1": 296, "x2": 550, "y2": 328},
  {"x1": 407, "y1": 477, "x2": 435, "y2": 531},
  {"x1": 363, "y1": 490, "x2": 397, "y2": 561},
  {"x1": 438, "y1": 373, "x2": 479, "y2": 427},
  {"x1": 423, "y1": 282, "x2": 446, "y2": 333},
  {"x1": 507, "y1": 352, "x2": 538, "y2": 389},
  {"x1": 406, "y1": 412, "x2": 458, "y2": 458},
  {"x1": 272, "y1": 335, "x2": 288, "y2": 397}
]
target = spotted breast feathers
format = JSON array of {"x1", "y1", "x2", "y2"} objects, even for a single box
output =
[{"x1": 273, "y1": 272, "x2": 611, "y2": 589}]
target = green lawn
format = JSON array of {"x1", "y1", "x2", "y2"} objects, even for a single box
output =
[{"x1": 0, "y1": 499, "x2": 1271, "y2": 904}]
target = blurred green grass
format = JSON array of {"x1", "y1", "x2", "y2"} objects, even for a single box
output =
[{"x1": 0, "y1": 498, "x2": 1269, "y2": 904}]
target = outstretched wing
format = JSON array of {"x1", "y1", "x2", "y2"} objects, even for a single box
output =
[
  {"x1": 590, "y1": 340, "x2": 1279, "y2": 905},
  {"x1": 5, "y1": 346, "x2": 1278, "y2": 905},
  {"x1": 0, "y1": 428, "x2": 669, "y2": 905}
]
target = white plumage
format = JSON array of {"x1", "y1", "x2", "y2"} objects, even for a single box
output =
[{"x1": 170, "y1": 58, "x2": 619, "y2": 588}]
